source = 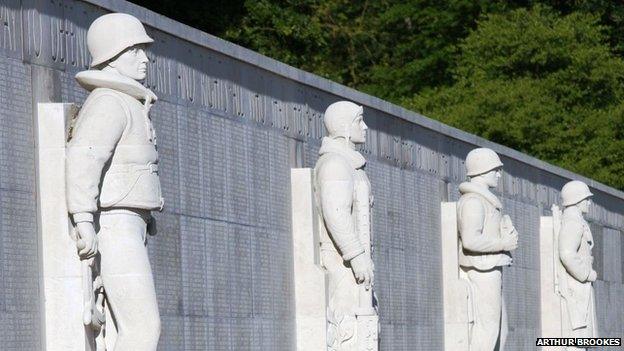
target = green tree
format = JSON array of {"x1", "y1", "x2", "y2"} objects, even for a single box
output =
[
  {"x1": 223, "y1": 0, "x2": 383, "y2": 87},
  {"x1": 224, "y1": 1, "x2": 507, "y2": 101},
  {"x1": 359, "y1": 0, "x2": 509, "y2": 101},
  {"x1": 404, "y1": 6, "x2": 624, "y2": 188}
]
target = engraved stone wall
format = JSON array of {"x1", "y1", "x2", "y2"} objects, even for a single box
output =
[
  {"x1": 0, "y1": 51, "x2": 40, "y2": 349},
  {"x1": 1, "y1": 0, "x2": 623, "y2": 349}
]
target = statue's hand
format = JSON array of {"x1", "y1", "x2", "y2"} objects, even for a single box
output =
[
  {"x1": 588, "y1": 270, "x2": 597, "y2": 282},
  {"x1": 500, "y1": 230, "x2": 518, "y2": 251},
  {"x1": 75, "y1": 222, "x2": 98, "y2": 259},
  {"x1": 500, "y1": 215, "x2": 517, "y2": 236},
  {"x1": 350, "y1": 253, "x2": 374, "y2": 290}
]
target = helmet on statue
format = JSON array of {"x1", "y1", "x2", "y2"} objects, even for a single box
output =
[
  {"x1": 323, "y1": 101, "x2": 364, "y2": 138},
  {"x1": 87, "y1": 13, "x2": 154, "y2": 67},
  {"x1": 561, "y1": 180, "x2": 593, "y2": 206},
  {"x1": 465, "y1": 148, "x2": 503, "y2": 176}
]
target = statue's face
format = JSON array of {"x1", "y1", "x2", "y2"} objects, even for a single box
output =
[
  {"x1": 579, "y1": 198, "x2": 592, "y2": 213},
  {"x1": 481, "y1": 167, "x2": 502, "y2": 188},
  {"x1": 349, "y1": 112, "x2": 367, "y2": 144},
  {"x1": 109, "y1": 44, "x2": 149, "y2": 81}
]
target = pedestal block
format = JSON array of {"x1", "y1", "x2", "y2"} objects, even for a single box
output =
[
  {"x1": 291, "y1": 168, "x2": 328, "y2": 351},
  {"x1": 441, "y1": 202, "x2": 473, "y2": 350}
]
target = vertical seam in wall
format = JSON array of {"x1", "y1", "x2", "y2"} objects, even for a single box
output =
[{"x1": 30, "y1": 67, "x2": 47, "y2": 351}]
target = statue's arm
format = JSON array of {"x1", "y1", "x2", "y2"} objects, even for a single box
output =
[
  {"x1": 459, "y1": 197, "x2": 504, "y2": 253},
  {"x1": 559, "y1": 220, "x2": 591, "y2": 282},
  {"x1": 66, "y1": 95, "x2": 127, "y2": 223},
  {"x1": 317, "y1": 157, "x2": 364, "y2": 261}
]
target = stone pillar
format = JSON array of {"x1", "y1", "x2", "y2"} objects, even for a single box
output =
[
  {"x1": 539, "y1": 212, "x2": 564, "y2": 350},
  {"x1": 35, "y1": 103, "x2": 92, "y2": 351},
  {"x1": 290, "y1": 168, "x2": 327, "y2": 350},
  {"x1": 440, "y1": 202, "x2": 472, "y2": 350}
]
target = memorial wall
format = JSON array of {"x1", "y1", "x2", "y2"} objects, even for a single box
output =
[{"x1": 0, "y1": 0, "x2": 622, "y2": 349}]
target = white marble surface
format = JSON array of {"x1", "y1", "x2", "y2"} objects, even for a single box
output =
[
  {"x1": 87, "y1": 13, "x2": 154, "y2": 67},
  {"x1": 557, "y1": 181, "x2": 598, "y2": 343},
  {"x1": 539, "y1": 212, "x2": 564, "y2": 350},
  {"x1": 291, "y1": 168, "x2": 328, "y2": 351},
  {"x1": 456, "y1": 148, "x2": 518, "y2": 350},
  {"x1": 61, "y1": 13, "x2": 162, "y2": 350},
  {"x1": 313, "y1": 101, "x2": 378, "y2": 350},
  {"x1": 440, "y1": 202, "x2": 472, "y2": 350},
  {"x1": 37, "y1": 103, "x2": 91, "y2": 351}
]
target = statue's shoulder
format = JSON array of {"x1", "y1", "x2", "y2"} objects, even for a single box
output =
[
  {"x1": 76, "y1": 88, "x2": 130, "y2": 127},
  {"x1": 561, "y1": 212, "x2": 587, "y2": 228},
  {"x1": 458, "y1": 192, "x2": 485, "y2": 207},
  {"x1": 316, "y1": 152, "x2": 350, "y2": 167},
  {"x1": 84, "y1": 87, "x2": 127, "y2": 104},
  {"x1": 560, "y1": 213, "x2": 587, "y2": 239},
  {"x1": 456, "y1": 192, "x2": 488, "y2": 222},
  {"x1": 79, "y1": 89, "x2": 128, "y2": 116},
  {"x1": 315, "y1": 152, "x2": 353, "y2": 180}
]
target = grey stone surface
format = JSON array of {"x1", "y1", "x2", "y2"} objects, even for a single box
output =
[
  {"x1": 0, "y1": 0, "x2": 621, "y2": 349},
  {"x1": 0, "y1": 53, "x2": 40, "y2": 350}
]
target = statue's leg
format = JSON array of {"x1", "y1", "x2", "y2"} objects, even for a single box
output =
[
  {"x1": 498, "y1": 289, "x2": 508, "y2": 351},
  {"x1": 322, "y1": 248, "x2": 359, "y2": 350},
  {"x1": 589, "y1": 288, "x2": 597, "y2": 338},
  {"x1": 98, "y1": 211, "x2": 161, "y2": 351},
  {"x1": 465, "y1": 267, "x2": 502, "y2": 351},
  {"x1": 567, "y1": 319, "x2": 592, "y2": 350},
  {"x1": 560, "y1": 298, "x2": 584, "y2": 351}
]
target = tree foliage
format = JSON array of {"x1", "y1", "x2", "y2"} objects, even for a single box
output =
[
  {"x1": 224, "y1": 1, "x2": 507, "y2": 101},
  {"x1": 405, "y1": 6, "x2": 624, "y2": 188}
]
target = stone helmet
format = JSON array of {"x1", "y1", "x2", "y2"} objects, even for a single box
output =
[
  {"x1": 323, "y1": 101, "x2": 364, "y2": 138},
  {"x1": 561, "y1": 180, "x2": 593, "y2": 206},
  {"x1": 87, "y1": 13, "x2": 154, "y2": 67},
  {"x1": 465, "y1": 148, "x2": 503, "y2": 176}
]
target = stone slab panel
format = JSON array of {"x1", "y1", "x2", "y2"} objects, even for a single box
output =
[
  {"x1": 290, "y1": 168, "x2": 327, "y2": 351},
  {"x1": 35, "y1": 103, "x2": 87, "y2": 351}
]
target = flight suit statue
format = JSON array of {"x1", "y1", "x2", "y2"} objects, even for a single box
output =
[
  {"x1": 66, "y1": 13, "x2": 162, "y2": 350},
  {"x1": 457, "y1": 148, "x2": 518, "y2": 350},
  {"x1": 314, "y1": 101, "x2": 378, "y2": 351},
  {"x1": 557, "y1": 180, "x2": 598, "y2": 350}
]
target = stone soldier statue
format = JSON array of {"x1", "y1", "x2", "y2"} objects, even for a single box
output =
[
  {"x1": 457, "y1": 148, "x2": 518, "y2": 350},
  {"x1": 314, "y1": 101, "x2": 378, "y2": 351},
  {"x1": 66, "y1": 13, "x2": 162, "y2": 350},
  {"x1": 557, "y1": 180, "x2": 598, "y2": 349}
]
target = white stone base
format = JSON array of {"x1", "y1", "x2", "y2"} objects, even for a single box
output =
[
  {"x1": 291, "y1": 168, "x2": 327, "y2": 351},
  {"x1": 539, "y1": 214, "x2": 564, "y2": 350},
  {"x1": 440, "y1": 202, "x2": 472, "y2": 350},
  {"x1": 36, "y1": 103, "x2": 89, "y2": 351}
]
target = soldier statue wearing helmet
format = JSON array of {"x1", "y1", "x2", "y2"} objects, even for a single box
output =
[
  {"x1": 314, "y1": 101, "x2": 379, "y2": 350},
  {"x1": 457, "y1": 147, "x2": 519, "y2": 350},
  {"x1": 66, "y1": 13, "x2": 162, "y2": 350},
  {"x1": 557, "y1": 180, "x2": 598, "y2": 349}
]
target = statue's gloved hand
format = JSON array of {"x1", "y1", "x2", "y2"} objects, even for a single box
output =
[
  {"x1": 75, "y1": 222, "x2": 98, "y2": 259},
  {"x1": 500, "y1": 215, "x2": 519, "y2": 237},
  {"x1": 588, "y1": 270, "x2": 597, "y2": 282},
  {"x1": 500, "y1": 229, "x2": 518, "y2": 251},
  {"x1": 350, "y1": 253, "x2": 374, "y2": 290}
]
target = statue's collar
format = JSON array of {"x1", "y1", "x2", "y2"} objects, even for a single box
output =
[
  {"x1": 75, "y1": 70, "x2": 158, "y2": 103},
  {"x1": 459, "y1": 181, "x2": 502, "y2": 209},
  {"x1": 319, "y1": 137, "x2": 366, "y2": 169}
]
